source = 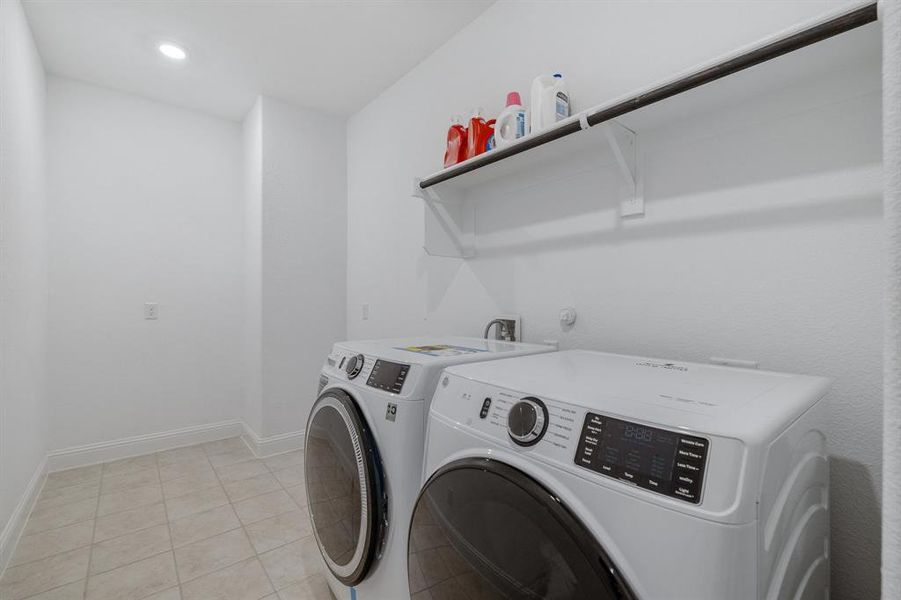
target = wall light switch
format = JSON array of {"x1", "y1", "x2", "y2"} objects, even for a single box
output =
[{"x1": 144, "y1": 302, "x2": 159, "y2": 320}]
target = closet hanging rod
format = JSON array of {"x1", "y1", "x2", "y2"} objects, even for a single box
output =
[{"x1": 419, "y1": 1, "x2": 878, "y2": 190}]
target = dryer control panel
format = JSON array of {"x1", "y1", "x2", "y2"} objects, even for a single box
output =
[
  {"x1": 574, "y1": 413, "x2": 709, "y2": 504},
  {"x1": 432, "y1": 374, "x2": 730, "y2": 509},
  {"x1": 431, "y1": 365, "x2": 758, "y2": 519}
]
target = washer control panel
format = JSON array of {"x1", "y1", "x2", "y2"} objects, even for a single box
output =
[
  {"x1": 574, "y1": 412, "x2": 709, "y2": 504},
  {"x1": 366, "y1": 359, "x2": 410, "y2": 394},
  {"x1": 326, "y1": 350, "x2": 408, "y2": 396}
]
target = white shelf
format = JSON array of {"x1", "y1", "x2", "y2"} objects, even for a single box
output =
[{"x1": 413, "y1": 2, "x2": 879, "y2": 259}]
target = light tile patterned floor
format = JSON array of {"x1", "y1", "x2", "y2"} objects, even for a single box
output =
[{"x1": 0, "y1": 438, "x2": 335, "y2": 600}]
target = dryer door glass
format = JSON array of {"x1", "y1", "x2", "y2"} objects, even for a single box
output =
[
  {"x1": 408, "y1": 458, "x2": 635, "y2": 600},
  {"x1": 305, "y1": 389, "x2": 385, "y2": 586}
]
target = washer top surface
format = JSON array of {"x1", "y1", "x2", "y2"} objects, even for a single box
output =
[
  {"x1": 440, "y1": 349, "x2": 831, "y2": 439},
  {"x1": 333, "y1": 336, "x2": 552, "y2": 368}
]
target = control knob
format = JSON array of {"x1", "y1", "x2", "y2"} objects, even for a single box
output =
[
  {"x1": 507, "y1": 397, "x2": 549, "y2": 446},
  {"x1": 345, "y1": 354, "x2": 364, "y2": 379}
]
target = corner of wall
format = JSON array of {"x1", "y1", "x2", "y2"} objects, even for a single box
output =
[
  {"x1": 241, "y1": 94, "x2": 347, "y2": 441},
  {"x1": 242, "y1": 95, "x2": 265, "y2": 437},
  {"x1": 0, "y1": 0, "x2": 50, "y2": 571},
  {"x1": 240, "y1": 421, "x2": 305, "y2": 459},
  {"x1": 0, "y1": 458, "x2": 47, "y2": 575}
]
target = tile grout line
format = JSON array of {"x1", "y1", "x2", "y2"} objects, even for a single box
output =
[
  {"x1": 11, "y1": 441, "x2": 313, "y2": 600},
  {"x1": 256, "y1": 446, "x2": 326, "y2": 599},
  {"x1": 5, "y1": 521, "x2": 94, "y2": 570},
  {"x1": 206, "y1": 442, "x2": 281, "y2": 600},
  {"x1": 15, "y1": 465, "x2": 171, "y2": 598},
  {"x1": 90, "y1": 459, "x2": 172, "y2": 600},
  {"x1": 163, "y1": 444, "x2": 249, "y2": 597},
  {"x1": 9, "y1": 471, "x2": 175, "y2": 599},
  {"x1": 176, "y1": 444, "x2": 242, "y2": 596},
  {"x1": 81, "y1": 466, "x2": 103, "y2": 600},
  {"x1": 186, "y1": 442, "x2": 309, "y2": 597},
  {"x1": 156, "y1": 451, "x2": 184, "y2": 600},
  {"x1": 252, "y1": 448, "x2": 293, "y2": 599}
]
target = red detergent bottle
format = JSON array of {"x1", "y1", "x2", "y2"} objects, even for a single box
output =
[
  {"x1": 465, "y1": 108, "x2": 492, "y2": 160},
  {"x1": 485, "y1": 118, "x2": 496, "y2": 152},
  {"x1": 443, "y1": 115, "x2": 467, "y2": 168}
]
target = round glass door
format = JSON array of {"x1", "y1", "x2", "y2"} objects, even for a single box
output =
[
  {"x1": 408, "y1": 458, "x2": 635, "y2": 600},
  {"x1": 305, "y1": 389, "x2": 385, "y2": 585}
]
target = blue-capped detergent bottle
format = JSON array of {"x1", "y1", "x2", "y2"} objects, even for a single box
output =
[{"x1": 530, "y1": 73, "x2": 570, "y2": 133}]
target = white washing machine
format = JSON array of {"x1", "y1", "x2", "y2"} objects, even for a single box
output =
[
  {"x1": 410, "y1": 350, "x2": 831, "y2": 600},
  {"x1": 304, "y1": 336, "x2": 554, "y2": 600}
]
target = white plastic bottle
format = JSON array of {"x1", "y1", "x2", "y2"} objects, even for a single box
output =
[
  {"x1": 494, "y1": 91, "x2": 528, "y2": 148},
  {"x1": 530, "y1": 73, "x2": 570, "y2": 133}
]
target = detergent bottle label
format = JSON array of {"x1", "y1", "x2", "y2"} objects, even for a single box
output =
[
  {"x1": 515, "y1": 112, "x2": 526, "y2": 138},
  {"x1": 555, "y1": 92, "x2": 570, "y2": 121}
]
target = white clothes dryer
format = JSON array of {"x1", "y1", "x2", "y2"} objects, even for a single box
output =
[{"x1": 410, "y1": 350, "x2": 831, "y2": 600}]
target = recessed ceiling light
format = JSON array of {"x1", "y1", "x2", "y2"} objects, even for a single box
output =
[{"x1": 158, "y1": 43, "x2": 187, "y2": 61}]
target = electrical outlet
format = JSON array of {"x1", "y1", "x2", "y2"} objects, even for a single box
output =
[
  {"x1": 362, "y1": 303, "x2": 370, "y2": 320},
  {"x1": 144, "y1": 302, "x2": 159, "y2": 320}
]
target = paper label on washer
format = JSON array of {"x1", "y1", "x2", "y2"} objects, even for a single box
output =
[
  {"x1": 395, "y1": 344, "x2": 487, "y2": 357},
  {"x1": 385, "y1": 403, "x2": 397, "y2": 422}
]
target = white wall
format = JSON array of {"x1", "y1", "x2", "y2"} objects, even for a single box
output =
[
  {"x1": 347, "y1": 1, "x2": 881, "y2": 597},
  {"x1": 46, "y1": 77, "x2": 245, "y2": 450},
  {"x1": 0, "y1": 0, "x2": 48, "y2": 562},
  {"x1": 260, "y1": 96, "x2": 347, "y2": 436},
  {"x1": 243, "y1": 96, "x2": 347, "y2": 439}
]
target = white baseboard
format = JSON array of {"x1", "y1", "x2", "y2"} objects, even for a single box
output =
[
  {"x1": 241, "y1": 423, "x2": 305, "y2": 458},
  {"x1": 0, "y1": 457, "x2": 47, "y2": 574},
  {"x1": 46, "y1": 420, "x2": 244, "y2": 472},
  {"x1": 2, "y1": 419, "x2": 302, "y2": 576}
]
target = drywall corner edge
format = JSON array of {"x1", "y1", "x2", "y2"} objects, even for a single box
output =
[{"x1": 241, "y1": 422, "x2": 305, "y2": 458}]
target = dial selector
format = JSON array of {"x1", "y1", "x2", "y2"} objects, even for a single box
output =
[
  {"x1": 507, "y1": 397, "x2": 548, "y2": 446},
  {"x1": 345, "y1": 354, "x2": 364, "y2": 379}
]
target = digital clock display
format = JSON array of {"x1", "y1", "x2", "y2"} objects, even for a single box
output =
[
  {"x1": 603, "y1": 417, "x2": 679, "y2": 486},
  {"x1": 622, "y1": 423, "x2": 654, "y2": 443},
  {"x1": 574, "y1": 412, "x2": 709, "y2": 503}
]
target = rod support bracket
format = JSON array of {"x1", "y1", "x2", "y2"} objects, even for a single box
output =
[
  {"x1": 412, "y1": 177, "x2": 426, "y2": 199},
  {"x1": 413, "y1": 178, "x2": 475, "y2": 258},
  {"x1": 578, "y1": 112, "x2": 591, "y2": 131},
  {"x1": 602, "y1": 122, "x2": 644, "y2": 217}
]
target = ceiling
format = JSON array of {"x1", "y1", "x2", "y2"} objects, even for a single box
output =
[{"x1": 23, "y1": 0, "x2": 494, "y2": 120}]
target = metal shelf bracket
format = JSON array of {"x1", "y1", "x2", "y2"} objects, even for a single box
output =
[
  {"x1": 412, "y1": 178, "x2": 475, "y2": 258},
  {"x1": 602, "y1": 122, "x2": 644, "y2": 217}
]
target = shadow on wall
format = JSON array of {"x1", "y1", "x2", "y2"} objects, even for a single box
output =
[
  {"x1": 473, "y1": 188, "x2": 881, "y2": 259},
  {"x1": 469, "y1": 83, "x2": 882, "y2": 256},
  {"x1": 830, "y1": 455, "x2": 881, "y2": 598},
  {"x1": 420, "y1": 69, "x2": 882, "y2": 320}
]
